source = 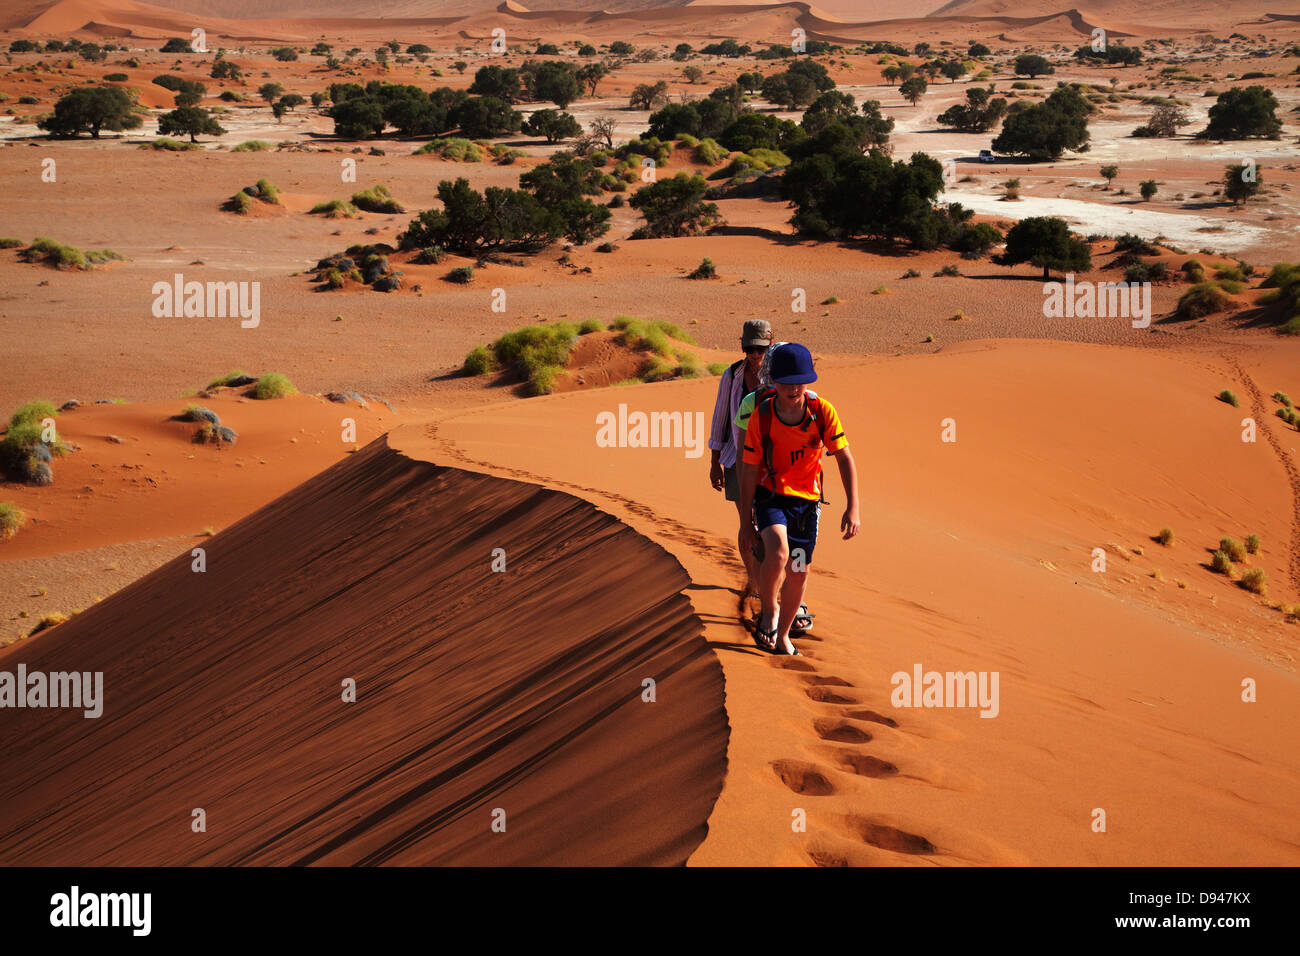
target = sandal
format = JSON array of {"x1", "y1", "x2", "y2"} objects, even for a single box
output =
[
  {"x1": 791, "y1": 603, "x2": 815, "y2": 634},
  {"x1": 751, "y1": 616, "x2": 777, "y2": 652}
]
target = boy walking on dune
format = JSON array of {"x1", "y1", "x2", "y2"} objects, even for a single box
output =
[{"x1": 738, "y1": 344, "x2": 860, "y2": 655}]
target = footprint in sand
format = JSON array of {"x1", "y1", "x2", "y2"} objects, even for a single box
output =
[
  {"x1": 812, "y1": 717, "x2": 873, "y2": 743},
  {"x1": 842, "y1": 707, "x2": 899, "y2": 728},
  {"x1": 807, "y1": 848, "x2": 850, "y2": 867},
  {"x1": 770, "y1": 759, "x2": 838, "y2": 796},
  {"x1": 801, "y1": 675, "x2": 853, "y2": 687},
  {"x1": 770, "y1": 657, "x2": 816, "y2": 672},
  {"x1": 847, "y1": 817, "x2": 937, "y2": 855},
  {"x1": 804, "y1": 685, "x2": 861, "y2": 704},
  {"x1": 834, "y1": 751, "x2": 900, "y2": 778}
]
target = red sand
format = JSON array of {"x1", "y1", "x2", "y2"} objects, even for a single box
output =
[{"x1": 0, "y1": 439, "x2": 727, "y2": 865}]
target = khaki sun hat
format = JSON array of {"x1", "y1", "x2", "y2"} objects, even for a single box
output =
[{"x1": 741, "y1": 319, "x2": 774, "y2": 348}]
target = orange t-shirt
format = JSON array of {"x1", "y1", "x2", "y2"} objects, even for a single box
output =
[{"x1": 742, "y1": 393, "x2": 848, "y2": 500}]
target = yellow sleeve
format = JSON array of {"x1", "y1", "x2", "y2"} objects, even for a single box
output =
[{"x1": 820, "y1": 399, "x2": 848, "y2": 454}]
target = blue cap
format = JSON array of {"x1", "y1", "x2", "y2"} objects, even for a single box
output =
[{"x1": 769, "y1": 343, "x2": 817, "y2": 384}]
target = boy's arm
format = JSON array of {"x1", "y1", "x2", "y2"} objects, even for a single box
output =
[{"x1": 832, "y1": 446, "x2": 860, "y2": 539}]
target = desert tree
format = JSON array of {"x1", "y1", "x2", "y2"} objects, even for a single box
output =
[
  {"x1": 1197, "y1": 86, "x2": 1282, "y2": 140},
  {"x1": 628, "y1": 173, "x2": 722, "y2": 238},
  {"x1": 588, "y1": 115, "x2": 616, "y2": 149},
  {"x1": 523, "y1": 108, "x2": 582, "y2": 143},
  {"x1": 1014, "y1": 54, "x2": 1053, "y2": 78},
  {"x1": 629, "y1": 80, "x2": 669, "y2": 110},
  {"x1": 993, "y1": 216, "x2": 1092, "y2": 279},
  {"x1": 38, "y1": 86, "x2": 142, "y2": 138},
  {"x1": 1222, "y1": 163, "x2": 1263, "y2": 205},
  {"x1": 899, "y1": 76, "x2": 927, "y2": 107},
  {"x1": 158, "y1": 105, "x2": 226, "y2": 142}
]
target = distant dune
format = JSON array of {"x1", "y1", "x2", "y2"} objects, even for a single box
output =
[
  {"x1": 0, "y1": 439, "x2": 727, "y2": 865},
  {"x1": 7, "y1": 0, "x2": 1285, "y2": 38}
]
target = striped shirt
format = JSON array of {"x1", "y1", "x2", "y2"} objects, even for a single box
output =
[{"x1": 708, "y1": 360, "x2": 749, "y2": 469}]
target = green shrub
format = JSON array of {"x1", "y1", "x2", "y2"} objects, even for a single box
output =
[
  {"x1": 0, "y1": 238, "x2": 22, "y2": 249},
  {"x1": 1274, "y1": 391, "x2": 1291, "y2": 407},
  {"x1": 1217, "y1": 389, "x2": 1238, "y2": 407},
  {"x1": 1177, "y1": 282, "x2": 1233, "y2": 318},
  {"x1": 1210, "y1": 550, "x2": 1234, "y2": 576},
  {"x1": 463, "y1": 345, "x2": 493, "y2": 375},
  {"x1": 206, "y1": 368, "x2": 250, "y2": 389},
  {"x1": 231, "y1": 139, "x2": 272, "y2": 152},
  {"x1": 1114, "y1": 234, "x2": 1157, "y2": 255},
  {"x1": 309, "y1": 199, "x2": 359, "y2": 218},
  {"x1": 935, "y1": 264, "x2": 960, "y2": 277},
  {"x1": 254, "y1": 178, "x2": 281, "y2": 204},
  {"x1": 707, "y1": 362, "x2": 730, "y2": 375},
  {"x1": 1219, "y1": 536, "x2": 1247, "y2": 562},
  {"x1": 488, "y1": 323, "x2": 578, "y2": 394},
  {"x1": 351, "y1": 183, "x2": 403, "y2": 213},
  {"x1": 1156, "y1": 527, "x2": 1174, "y2": 546},
  {"x1": 10, "y1": 400, "x2": 57, "y2": 427},
  {"x1": 227, "y1": 190, "x2": 255, "y2": 214},
  {"x1": 413, "y1": 245, "x2": 446, "y2": 264},
  {"x1": 0, "y1": 501, "x2": 25, "y2": 540},
  {"x1": 1244, "y1": 533, "x2": 1260, "y2": 555},
  {"x1": 688, "y1": 257, "x2": 716, "y2": 279},
  {"x1": 413, "y1": 138, "x2": 486, "y2": 162},
  {"x1": 252, "y1": 372, "x2": 296, "y2": 399},
  {"x1": 693, "y1": 137, "x2": 728, "y2": 165},
  {"x1": 1181, "y1": 258, "x2": 1206, "y2": 283},
  {"x1": 143, "y1": 136, "x2": 201, "y2": 151},
  {"x1": 528, "y1": 364, "x2": 563, "y2": 395},
  {"x1": 446, "y1": 265, "x2": 474, "y2": 284},
  {"x1": 578, "y1": 317, "x2": 603, "y2": 334},
  {"x1": 612, "y1": 316, "x2": 694, "y2": 354},
  {"x1": 1240, "y1": 567, "x2": 1267, "y2": 595},
  {"x1": 20, "y1": 238, "x2": 85, "y2": 269},
  {"x1": 675, "y1": 350, "x2": 703, "y2": 378},
  {"x1": 639, "y1": 355, "x2": 673, "y2": 382}
]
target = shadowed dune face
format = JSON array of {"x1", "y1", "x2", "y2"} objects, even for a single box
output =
[{"x1": 0, "y1": 438, "x2": 726, "y2": 865}]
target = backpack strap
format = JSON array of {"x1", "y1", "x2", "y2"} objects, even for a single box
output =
[
  {"x1": 759, "y1": 390, "x2": 831, "y2": 502},
  {"x1": 757, "y1": 388, "x2": 778, "y2": 493}
]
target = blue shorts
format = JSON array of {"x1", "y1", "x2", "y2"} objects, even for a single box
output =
[{"x1": 754, "y1": 490, "x2": 821, "y2": 566}]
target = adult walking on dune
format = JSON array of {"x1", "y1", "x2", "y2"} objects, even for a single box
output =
[
  {"x1": 739, "y1": 343, "x2": 860, "y2": 655},
  {"x1": 709, "y1": 319, "x2": 773, "y2": 598}
]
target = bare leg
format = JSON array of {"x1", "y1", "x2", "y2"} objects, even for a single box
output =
[
  {"x1": 774, "y1": 564, "x2": 810, "y2": 655},
  {"x1": 757, "y1": 525, "x2": 789, "y2": 645},
  {"x1": 735, "y1": 500, "x2": 760, "y2": 597}
]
